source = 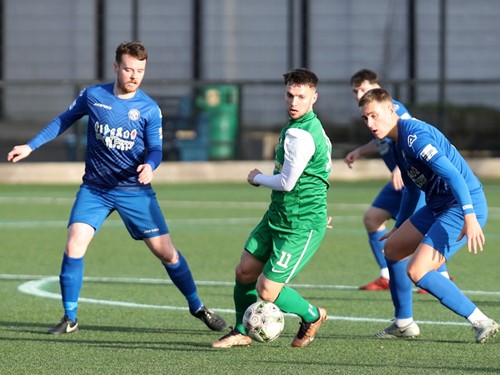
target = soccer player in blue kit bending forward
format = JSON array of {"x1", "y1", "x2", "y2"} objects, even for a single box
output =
[
  {"x1": 346, "y1": 69, "x2": 451, "y2": 292},
  {"x1": 7, "y1": 41, "x2": 226, "y2": 334},
  {"x1": 358, "y1": 88, "x2": 498, "y2": 343}
]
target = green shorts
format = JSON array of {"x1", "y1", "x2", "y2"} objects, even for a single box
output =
[{"x1": 244, "y1": 213, "x2": 327, "y2": 284}]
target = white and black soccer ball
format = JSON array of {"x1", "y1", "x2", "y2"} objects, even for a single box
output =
[{"x1": 243, "y1": 301, "x2": 285, "y2": 343}]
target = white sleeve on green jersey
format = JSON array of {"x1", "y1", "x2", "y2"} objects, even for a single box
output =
[{"x1": 253, "y1": 128, "x2": 315, "y2": 191}]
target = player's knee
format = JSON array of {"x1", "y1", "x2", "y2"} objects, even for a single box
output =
[
  {"x1": 65, "y1": 243, "x2": 87, "y2": 258},
  {"x1": 235, "y1": 263, "x2": 259, "y2": 284},
  {"x1": 382, "y1": 238, "x2": 399, "y2": 261},
  {"x1": 256, "y1": 284, "x2": 278, "y2": 303},
  {"x1": 406, "y1": 265, "x2": 424, "y2": 283},
  {"x1": 363, "y1": 212, "x2": 385, "y2": 232},
  {"x1": 362, "y1": 212, "x2": 372, "y2": 229}
]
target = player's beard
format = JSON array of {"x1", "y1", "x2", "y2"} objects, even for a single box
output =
[{"x1": 117, "y1": 77, "x2": 139, "y2": 94}]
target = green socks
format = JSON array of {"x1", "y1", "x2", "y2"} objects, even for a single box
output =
[
  {"x1": 274, "y1": 286, "x2": 319, "y2": 323},
  {"x1": 233, "y1": 281, "x2": 319, "y2": 334},
  {"x1": 233, "y1": 280, "x2": 258, "y2": 333}
]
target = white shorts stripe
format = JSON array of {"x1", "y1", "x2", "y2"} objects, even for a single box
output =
[{"x1": 285, "y1": 229, "x2": 314, "y2": 284}]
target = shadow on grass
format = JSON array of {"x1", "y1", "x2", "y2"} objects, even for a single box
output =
[
  {"x1": 0, "y1": 319, "x2": 225, "y2": 350},
  {"x1": 0, "y1": 334, "x2": 215, "y2": 352}
]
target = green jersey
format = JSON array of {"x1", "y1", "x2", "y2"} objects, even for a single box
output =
[{"x1": 268, "y1": 110, "x2": 332, "y2": 231}]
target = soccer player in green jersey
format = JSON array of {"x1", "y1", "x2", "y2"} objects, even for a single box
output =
[{"x1": 212, "y1": 68, "x2": 333, "y2": 348}]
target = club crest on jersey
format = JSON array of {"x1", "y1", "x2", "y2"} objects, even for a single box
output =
[
  {"x1": 128, "y1": 109, "x2": 141, "y2": 121},
  {"x1": 407, "y1": 134, "x2": 417, "y2": 147},
  {"x1": 420, "y1": 144, "x2": 438, "y2": 161}
]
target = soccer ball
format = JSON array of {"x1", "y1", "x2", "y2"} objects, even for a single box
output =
[{"x1": 243, "y1": 301, "x2": 285, "y2": 343}]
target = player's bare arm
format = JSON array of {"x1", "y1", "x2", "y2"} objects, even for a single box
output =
[
  {"x1": 391, "y1": 166, "x2": 405, "y2": 191},
  {"x1": 379, "y1": 227, "x2": 396, "y2": 242},
  {"x1": 327, "y1": 215, "x2": 333, "y2": 229},
  {"x1": 344, "y1": 139, "x2": 378, "y2": 168},
  {"x1": 458, "y1": 213, "x2": 485, "y2": 254},
  {"x1": 7, "y1": 144, "x2": 33, "y2": 163},
  {"x1": 343, "y1": 149, "x2": 361, "y2": 168}
]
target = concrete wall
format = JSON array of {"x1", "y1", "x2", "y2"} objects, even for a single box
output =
[{"x1": 1, "y1": 159, "x2": 499, "y2": 184}]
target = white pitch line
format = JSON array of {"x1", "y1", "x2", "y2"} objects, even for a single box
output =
[
  {"x1": 2, "y1": 195, "x2": 500, "y2": 212},
  {"x1": 14, "y1": 277, "x2": 467, "y2": 326},
  {"x1": 0, "y1": 196, "x2": 366, "y2": 210},
  {"x1": 3, "y1": 273, "x2": 500, "y2": 296},
  {"x1": 15, "y1": 277, "x2": 234, "y2": 315},
  {"x1": 4, "y1": 274, "x2": 498, "y2": 327},
  {"x1": 0, "y1": 218, "x2": 265, "y2": 228}
]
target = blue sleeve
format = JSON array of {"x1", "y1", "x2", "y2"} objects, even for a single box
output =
[
  {"x1": 426, "y1": 153, "x2": 475, "y2": 214},
  {"x1": 145, "y1": 147, "x2": 162, "y2": 170},
  {"x1": 395, "y1": 177, "x2": 421, "y2": 228},
  {"x1": 144, "y1": 105, "x2": 163, "y2": 170},
  {"x1": 27, "y1": 90, "x2": 88, "y2": 151}
]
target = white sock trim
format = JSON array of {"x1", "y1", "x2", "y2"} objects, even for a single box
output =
[
  {"x1": 467, "y1": 308, "x2": 489, "y2": 324},
  {"x1": 395, "y1": 318, "x2": 414, "y2": 328},
  {"x1": 380, "y1": 268, "x2": 390, "y2": 280},
  {"x1": 439, "y1": 271, "x2": 450, "y2": 279}
]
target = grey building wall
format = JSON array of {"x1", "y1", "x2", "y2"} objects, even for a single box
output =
[{"x1": 2, "y1": 0, "x2": 500, "y2": 128}]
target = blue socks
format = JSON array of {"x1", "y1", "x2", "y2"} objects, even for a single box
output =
[
  {"x1": 416, "y1": 270, "x2": 476, "y2": 318},
  {"x1": 163, "y1": 250, "x2": 203, "y2": 312},
  {"x1": 386, "y1": 258, "x2": 413, "y2": 319},
  {"x1": 60, "y1": 250, "x2": 204, "y2": 322},
  {"x1": 368, "y1": 229, "x2": 388, "y2": 269},
  {"x1": 59, "y1": 253, "x2": 84, "y2": 322},
  {"x1": 386, "y1": 258, "x2": 472, "y2": 320}
]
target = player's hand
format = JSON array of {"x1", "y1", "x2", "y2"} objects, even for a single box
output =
[
  {"x1": 137, "y1": 163, "x2": 154, "y2": 185},
  {"x1": 379, "y1": 227, "x2": 396, "y2": 241},
  {"x1": 247, "y1": 168, "x2": 261, "y2": 186},
  {"x1": 343, "y1": 150, "x2": 360, "y2": 169},
  {"x1": 391, "y1": 166, "x2": 405, "y2": 191},
  {"x1": 326, "y1": 216, "x2": 333, "y2": 229},
  {"x1": 457, "y1": 213, "x2": 485, "y2": 254},
  {"x1": 7, "y1": 144, "x2": 32, "y2": 163}
]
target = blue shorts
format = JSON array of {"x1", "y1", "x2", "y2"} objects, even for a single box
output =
[
  {"x1": 409, "y1": 190, "x2": 488, "y2": 260},
  {"x1": 372, "y1": 182, "x2": 425, "y2": 220},
  {"x1": 69, "y1": 185, "x2": 169, "y2": 239}
]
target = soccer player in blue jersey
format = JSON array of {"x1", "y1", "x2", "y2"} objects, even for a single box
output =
[
  {"x1": 7, "y1": 41, "x2": 226, "y2": 334},
  {"x1": 358, "y1": 88, "x2": 498, "y2": 343},
  {"x1": 345, "y1": 69, "x2": 450, "y2": 291}
]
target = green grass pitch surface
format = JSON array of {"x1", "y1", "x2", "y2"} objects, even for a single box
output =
[{"x1": 0, "y1": 181, "x2": 499, "y2": 374}]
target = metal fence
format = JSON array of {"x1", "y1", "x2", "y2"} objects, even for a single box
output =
[
  {"x1": 1, "y1": 77, "x2": 500, "y2": 162},
  {"x1": 1, "y1": 0, "x2": 500, "y2": 160}
]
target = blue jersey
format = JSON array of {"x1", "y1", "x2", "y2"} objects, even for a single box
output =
[
  {"x1": 27, "y1": 83, "x2": 163, "y2": 189},
  {"x1": 393, "y1": 117, "x2": 483, "y2": 227},
  {"x1": 376, "y1": 99, "x2": 411, "y2": 171}
]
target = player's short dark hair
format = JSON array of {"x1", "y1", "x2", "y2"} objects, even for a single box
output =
[
  {"x1": 350, "y1": 69, "x2": 379, "y2": 88},
  {"x1": 115, "y1": 41, "x2": 148, "y2": 64},
  {"x1": 283, "y1": 68, "x2": 318, "y2": 88},
  {"x1": 358, "y1": 88, "x2": 392, "y2": 108}
]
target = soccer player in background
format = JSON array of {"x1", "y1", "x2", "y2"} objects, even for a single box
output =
[
  {"x1": 345, "y1": 69, "x2": 451, "y2": 291},
  {"x1": 358, "y1": 88, "x2": 498, "y2": 343},
  {"x1": 7, "y1": 41, "x2": 226, "y2": 334},
  {"x1": 211, "y1": 68, "x2": 332, "y2": 348}
]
